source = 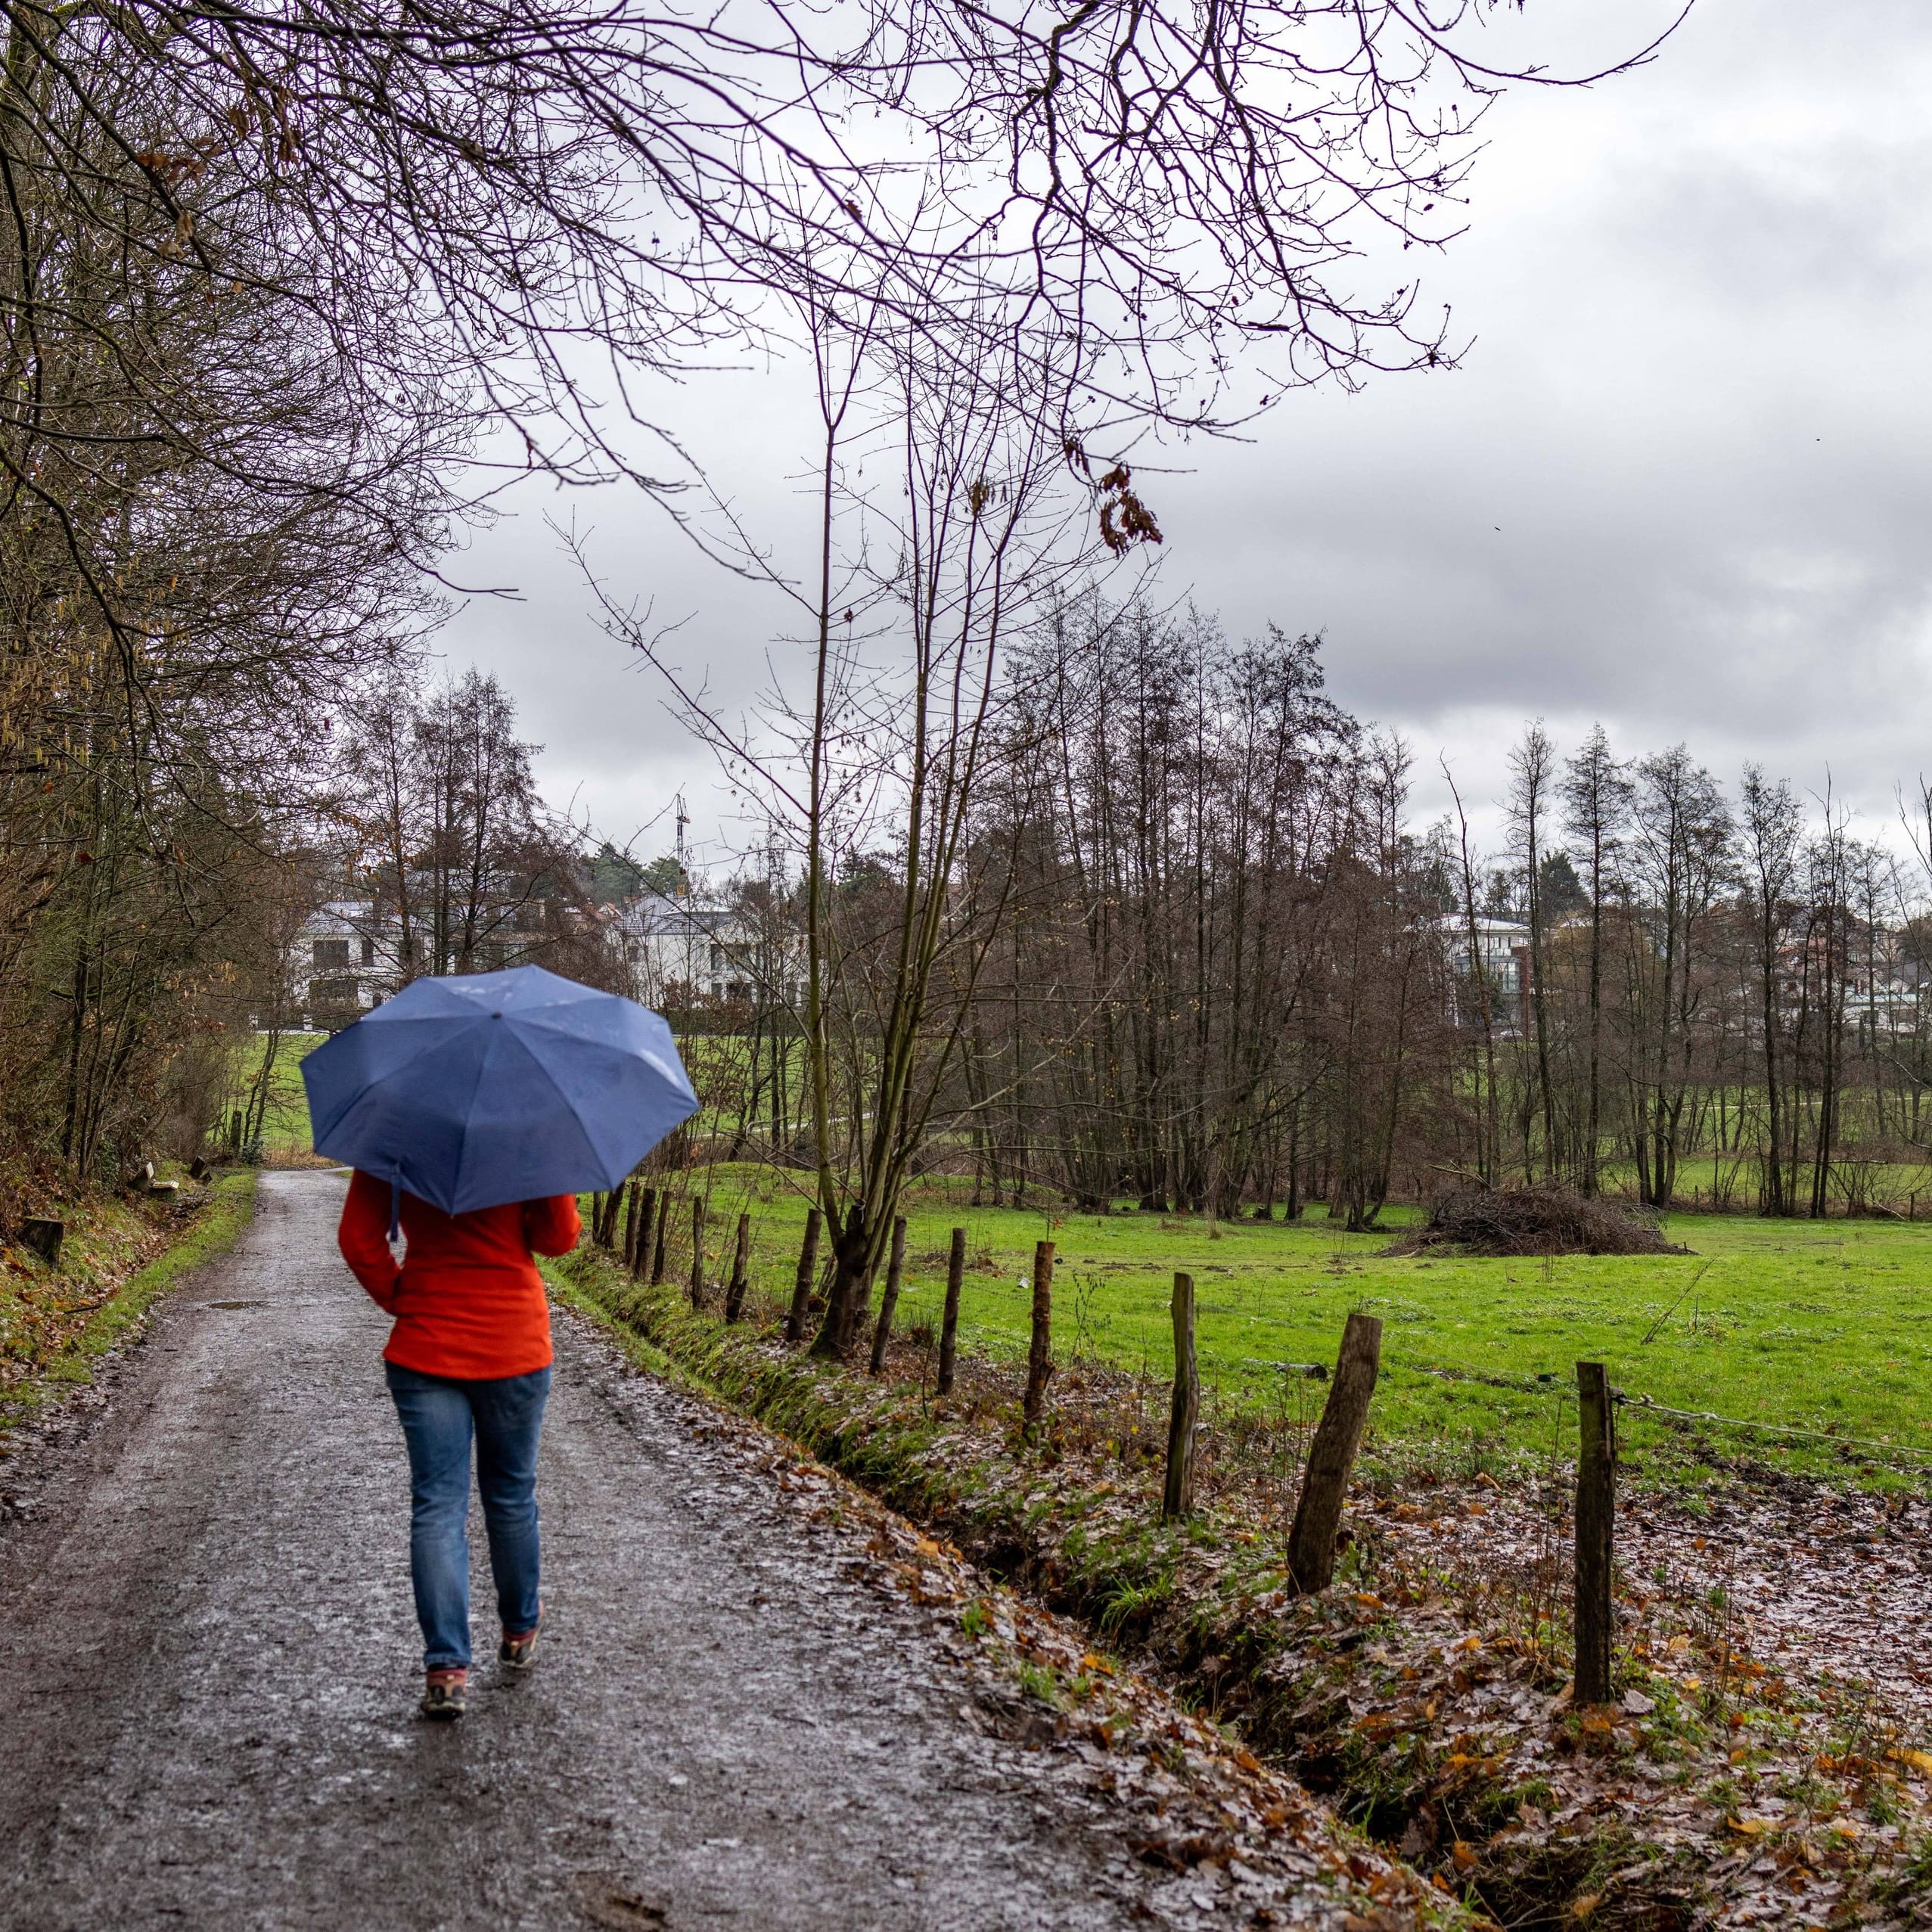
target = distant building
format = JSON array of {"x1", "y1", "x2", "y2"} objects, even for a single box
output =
[
  {"x1": 292, "y1": 901, "x2": 403, "y2": 1031},
  {"x1": 1438, "y1": 915, "x2": 1532, "y2": 1036},
  {"x1": 275, "y1": 852, "x2": 805, "y2": 1033},
  {"x1": 602, "y1": 891, "x2": 802, "y2": 1012}
]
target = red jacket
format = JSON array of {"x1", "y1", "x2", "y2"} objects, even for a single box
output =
[{"x1": 337, "y1": 1169, "x2": 581, "y2": 1380}]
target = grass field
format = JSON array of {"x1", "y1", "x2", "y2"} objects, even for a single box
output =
[
  {"x1": 681, "y1": 1174, "x2": 1932, "y2": 1490},
  {"x1": 234, "y1": 1032, "x2": 328, "y2": 1160},
  {"x1": 252, "y1": 1050, "x2": 1932, "y2": 1486}
]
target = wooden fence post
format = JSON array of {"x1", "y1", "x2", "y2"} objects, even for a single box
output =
[
  {"x1": 936, "y1": 1226, "x2": 966, "y2": 1396},
  {"x1": 1574, "y1": 1360, "x2": 1616, "y2": 1704},
  {"x1": 868, "y1": 1215, "x2": 909, "y2": 1375},
  {"x1": 590, "y1": 1191, "x2": 607, "y2": 1247},
  {"x1": 630, "y1": 1186, "x2": 657, "y2": 1279},
  {"x1": 688, "y1": 1199, "x2": 707, "y2": 1309},
  {"x1": 651, "y1": 1195, "x2": 671, "y2": 1284},
  {"x1": 724, "y1": 1212, "x2": 752, "y2": 1324},
  {"x1": 1163, "y1": 1272, "x2": 1199, "y2": 1520},
  {"x1": 1022, "y1": 1241, "x2": 1055, "y2": 1428},
  {"x1": 1286, "y1": 1312, "x2": 1384, "y2": 1593},
  {"x1": 621, "y1": 1181, "x2": 641, "y2": 1269},
  {"x1": 785, "y1": 1207, "x2": 823, "y2": 1344}
]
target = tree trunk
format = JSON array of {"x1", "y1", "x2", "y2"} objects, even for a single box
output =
[
  {"x1": 785, "y1": 1207, "x2": 823, "y2": 1345},
  {"x1": 651, "y1": 1194, "x2": 671, "y2": 1284},
  {"x1": 868, "y1": 1214, "x2": 908, "y2": 1374},
  {"x1": 630, "y1": 1187, "x2": 657, "y2": 1279},
  {"x1": 621, "y1": 1181, "x2": 641, "y2": 1268},
  {"x1": 810, "y1": 1205, "x2": 868, "y2": 1360},
  {"x1": 936, "y1": 1225, "x2": 965, "y2": 1396},
  {"x1": 724, "y1": 1211, "x2": 751, "y2": 1324}
]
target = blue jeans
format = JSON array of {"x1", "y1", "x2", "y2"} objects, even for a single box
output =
[{"x1": 385, "y1": 1362, "x2": 551, "y2": 1671}]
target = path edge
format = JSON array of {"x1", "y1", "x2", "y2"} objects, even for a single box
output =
[{"x1": 1, "y1": 1170, "x2": 259, "y2": 1437}]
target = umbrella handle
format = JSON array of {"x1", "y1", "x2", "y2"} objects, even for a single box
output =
[{"x1": 390, "y1": 1175, "x2": 402, "y2": 1244}]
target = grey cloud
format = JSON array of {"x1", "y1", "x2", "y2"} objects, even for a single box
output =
[{"x1": 433, "y1": 0, "x2": 1932, "y2": 864}]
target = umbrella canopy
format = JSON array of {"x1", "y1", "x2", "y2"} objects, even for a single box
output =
[{"x1": 301, "y1": 964, "x2": 697, "y2": 1217}]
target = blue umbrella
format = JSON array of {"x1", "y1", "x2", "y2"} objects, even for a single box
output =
[{"x1": 302, "y1": 964, "x2": 697, "y2": 1229}]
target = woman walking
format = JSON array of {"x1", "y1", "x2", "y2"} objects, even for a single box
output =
[{"x1": 339, "y1": 1171, "x2": 582, "y2": 1719}]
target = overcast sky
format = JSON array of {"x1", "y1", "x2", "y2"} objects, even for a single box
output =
[{"x1": 433, "y1": 0, "x2": 1932, "y2": 876}]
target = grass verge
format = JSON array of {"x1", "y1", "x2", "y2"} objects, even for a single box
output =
[
  {"x1": 551, "y1": 1238, "x2": 1932, "y2": 1929},
  {"x1": 1, "y1": 1169, "x2": 257, "y2": 1430}
]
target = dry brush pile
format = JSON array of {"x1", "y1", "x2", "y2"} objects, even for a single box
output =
[{"x1": 1387, "y1": 1191, "x2": 1686, "y2": 1260}]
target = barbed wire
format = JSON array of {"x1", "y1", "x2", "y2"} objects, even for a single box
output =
[
  {"x1": 1208, "y1": 1353, "x2": 1932, "y2": 1479},
  {"x1": 1615, "y1": 1392, "x2": 1932, "y2": 1471},
  {"x1": 1398, "y1": 1361, "x2": 1932, "y2": 1476}
]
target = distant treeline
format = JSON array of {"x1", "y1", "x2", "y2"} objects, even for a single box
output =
[{"x1": 685, "y1": 596, "x2": 1932, "y2": 1224}]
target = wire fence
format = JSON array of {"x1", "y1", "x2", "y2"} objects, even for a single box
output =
[{"x1": 1396, "y1": 1358, "x2": 1932, "y2": 1479}]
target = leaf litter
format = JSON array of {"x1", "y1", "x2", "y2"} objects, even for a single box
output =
[
  {"x1": 563, "y1": 1247, "x2": 1932, "y2": 1929},
  {"x1": 672, "y1": 1395, "x2": 1454, "y2": 1931}
]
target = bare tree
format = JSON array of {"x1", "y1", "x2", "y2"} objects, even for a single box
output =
[
  {"x1": 1738, "y1": 766, "x2": 1802, "y2": 1214},
  {"x1": 1561, "y1": 726, "x2": 1631, "y2": 1197},
  {"x1": 1507, "y1": 722, "x2": 1559, "y2": 1182},
  {"x1": 1623, "y1": 748, "x2": 1733, "y2": 1207}
]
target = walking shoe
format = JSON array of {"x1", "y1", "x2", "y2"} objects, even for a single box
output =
[
  {"x1": 421, "y1": 1668, "x2": 468, "y2": 1719},
  {"x1": 499, "y1": 1611, "x2": 542, "y2": 1673}
]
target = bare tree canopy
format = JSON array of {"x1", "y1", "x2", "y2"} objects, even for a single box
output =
[{"x1": 2, "y1": 0, "x2": 1685, "y2": 489}]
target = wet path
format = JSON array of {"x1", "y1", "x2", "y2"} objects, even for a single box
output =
[{"x1": 0, "y1": 1172, "x2": 1153, "y2": 1930}]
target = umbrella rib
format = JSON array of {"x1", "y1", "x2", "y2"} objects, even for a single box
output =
[
  {"x1": 511, "y1": 1008, "x2": 694, "y2": 1098},
  {"x1": 446, "y1": 1017, "x2": 517, "y2": 1212}
]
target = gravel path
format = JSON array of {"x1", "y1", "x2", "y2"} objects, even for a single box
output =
[{"x1": 0, "y1": 1171, "x2": 1297, "y2": 1931}]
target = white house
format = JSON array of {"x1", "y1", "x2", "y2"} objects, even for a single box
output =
[
  {"x1": 603, "y1": 891, "x2": 803, "y2": 1011},
  {"x1": 1437, "y1": 915, "x2": 1532, "y2": 1035}
]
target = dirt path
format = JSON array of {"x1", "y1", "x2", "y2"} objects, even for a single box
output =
[{"x1": 0, "y1": 1173, "x2": 1378, "y2": 1932}]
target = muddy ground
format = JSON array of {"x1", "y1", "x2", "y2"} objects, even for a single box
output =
[{"x1": 0, "y1": 1171, "x2": 1414, "y2": 1932}]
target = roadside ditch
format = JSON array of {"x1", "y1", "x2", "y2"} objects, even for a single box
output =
[{"x1": 551, "y1": 1242, "x2": 1932, "y2": 1932}]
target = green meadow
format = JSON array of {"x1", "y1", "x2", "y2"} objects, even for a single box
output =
[
  {"x1": 694, "y1": 1176, "x2": 1932, "y2": 1489},
  {"x1": 235, "y1": 1031, "x2": 328, "y2": 1158},
  {"x1": 250, "y1": 1038, "x2": 1932, "y2": 1485}
]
